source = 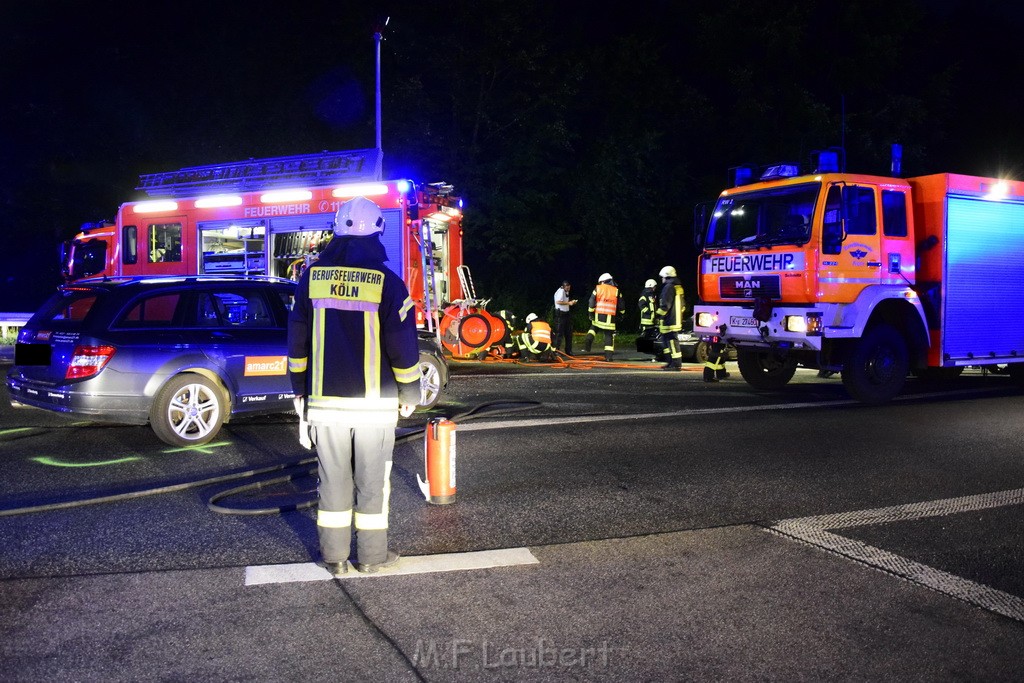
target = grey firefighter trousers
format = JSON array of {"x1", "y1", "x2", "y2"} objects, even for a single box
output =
[{"x1": 312, "y1": 424, "x2": 395, "y2": 566}]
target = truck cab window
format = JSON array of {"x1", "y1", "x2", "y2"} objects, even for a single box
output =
[
  {"x1": 882, "y1": 190, "x2": 908, "y2": 237},
  {"x1": 822, "y1": 185, "x2": 843, "y2": 254},
  {"x1": 844, "y1": 186, "x2": 877, "y2": 236}
]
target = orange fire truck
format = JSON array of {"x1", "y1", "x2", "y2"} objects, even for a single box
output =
[
  {"x1": 62, "y1": 148, "x2": 465, "y2": 330},
  {"x1": 693, "y1": 150, "x2": 1024, "y2": 403}
]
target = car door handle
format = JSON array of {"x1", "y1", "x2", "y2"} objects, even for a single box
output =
[
  {"x1": 211, "y1": 331, "x2": 234, "y2": 339},
  {"x1": 866, "y1": 261, "x2": 882, "y2": 268}
]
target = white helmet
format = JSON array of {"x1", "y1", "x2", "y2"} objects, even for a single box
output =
[
  {"x1": 333, "y1": 196, "x2": 385, "y2": 237},
  {"x1": 598, "y1": 272, "x2": 613, "y2": 283},
  {"x1": 525, "y1": 312, "x2": 538, "y2": 324},
  {"x1": 644, "y1": 279, "x2": 657, "y2": 289},
  {"x1": 659, "y1": 265, "x2": 677, "y2": 278}
]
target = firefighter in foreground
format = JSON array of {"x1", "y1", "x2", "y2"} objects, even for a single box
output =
[
  {"x1": 656, "y1": 265, "x2": 685, "y2": 370},
  {"x1": 519, "y1": 312, "x2": 554, "y2": 361},
  {"x1": 582, "y1": 273, "x2": 625, "y2": 361},
  {"x1": 287, "y1": 196, "x2": 421, "y2": 576}
]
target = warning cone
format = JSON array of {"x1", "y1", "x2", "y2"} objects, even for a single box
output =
[{"x1": 417, "y1": 417, "x2": 456, "y2": 504}]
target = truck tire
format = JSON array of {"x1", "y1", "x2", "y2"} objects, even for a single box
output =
[
  {"x1": 841, "y1": 324, "x2": 909, "y2": 404},
  {"x1": 694, "y1": 341, "x2": 710, "y2": 365},
  {"x1": 150, "y1": 373, "x2": 227, "y2": 446},
  {"x1": 737, "y1": 349, "x2": 798, "y2": 389},
  {"x1": 1008, "y1": 363, "x2": 1024, "y2": 387},
  {"x1": 418, "y1": 352, "x2": 445, "y2": 410}
]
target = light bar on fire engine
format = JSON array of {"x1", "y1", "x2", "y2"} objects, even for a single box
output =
[
  {"x1": 261, "y1": 189, "x2": 312, "y2": 203},
  {"x1": 133, "y1": 200, "x2": 178, "y2": 213},
  {"x1": 195, "y1": 194, "x2": 243, "y2": 208},
  {"x1": 332, "y1": 183, "x2": 389, "y2": 198}
]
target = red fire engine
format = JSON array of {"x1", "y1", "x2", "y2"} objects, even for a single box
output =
[{"x1": 62, "y1": 149, "x2": 465, "y2": 331}]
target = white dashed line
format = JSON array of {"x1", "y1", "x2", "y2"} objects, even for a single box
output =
[
  {"x1": 766, "y1": 488, "x2": 1024, "y2": 622},
  {"x1": 245, "y1": 547, "x2": 539, "y2": 586},
  {"x1": 454, "y1": 387, "x2": 1005, "y2": 432}
]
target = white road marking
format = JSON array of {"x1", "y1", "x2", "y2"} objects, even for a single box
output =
[
  {"x1": 454, "y1": 387, "x2": 1004, "y2": 432},
  {"x1": 767, "y1": 488, "x2": 1024, "y2": 622},
  {"x1": 244, "y1": 547, "x2": 539, "y2": 585}
]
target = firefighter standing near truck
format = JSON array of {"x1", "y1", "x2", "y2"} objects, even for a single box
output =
[
  {"x1": 287, "y1": 196, "x2": 421, "y2": 576},
  {"x1": 656, "y1": 265, "x2": 685, "y2": 371},
  {"x1": 583, "y1": 273, "x2": 625, "y2": 361}
]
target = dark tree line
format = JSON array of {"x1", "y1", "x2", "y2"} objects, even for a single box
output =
[{"x1": 3, "y1": 1, "x2": 1023, "y2": 321}]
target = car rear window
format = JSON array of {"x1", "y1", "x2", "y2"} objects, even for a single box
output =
[{"x1": 39, "y1": 291, "x2": 100, "y2": 323}]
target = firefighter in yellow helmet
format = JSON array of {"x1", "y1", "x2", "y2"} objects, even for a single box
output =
[
  {"x1": 656, "y1": 265, "x2": 685, "y2": 370},
  {"x1": 287, "y1": 196, "x2": 421, "y2": 576},
  {"x1": 583, "y1": 273, "x2": 625, "y2": 361},
  {"x1": 519, "y1": 312, "x2": 554, "y2": 362}
]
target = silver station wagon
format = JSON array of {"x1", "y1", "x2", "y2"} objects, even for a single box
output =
[{"x1": 7, "y1": 276, "x2": 448, "y2": 446}]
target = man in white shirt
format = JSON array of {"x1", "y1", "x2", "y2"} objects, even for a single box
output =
[{"x1": 552, "y1": 280, "x2": 577, "y2": 355}]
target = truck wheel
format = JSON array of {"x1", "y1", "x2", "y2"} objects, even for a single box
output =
[
  {"x1": 1008, "y1": 363, "x2": 1024, "y2": 387},
  {"x1": 841, "y1": 324, "x2": 909, "y2": 404},
  {"x1": 150, "y1": 373, "x2": 227, "y2": 446},
  {"x1": 694, "y1": 341, "x2": 710, "y2": 365},
  {"x1": 737, "y1": 349, "x2": 798, "y2": 389},
  {"x1": 418, "y1": 353, "x2": 445, "y2": 410}
]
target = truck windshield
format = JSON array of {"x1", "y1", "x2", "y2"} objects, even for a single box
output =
[{"x1": 706, "y1": 182, "x2": 820, "y2": 248}]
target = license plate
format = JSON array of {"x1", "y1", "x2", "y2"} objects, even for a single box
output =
[
  {"x1": 15, "y1": 343, "x2": 51, "y2": 366},
  {"x1": 730, "y1": 316, "x2": 759, "y2": 328}
]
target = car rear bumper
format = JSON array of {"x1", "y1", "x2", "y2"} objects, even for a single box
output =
[{"x1": 6, "y1": 378, "x2": 150, "y2": 424}]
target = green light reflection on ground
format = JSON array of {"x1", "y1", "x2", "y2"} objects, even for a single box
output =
[
  {"x1": 30, "y1": 455, "x2": 143, "y2": 468},
  {"x1": 162, "y1": 441, "x2": 232, "y2": 455}
]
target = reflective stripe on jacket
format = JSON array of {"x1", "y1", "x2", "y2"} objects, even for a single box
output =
[
  {"x1": 520, "y1": 321, "x2": 552, "y2": 353},
  {"x1": 656, "y1": 279, "x2": 685, "y2": 333},
  {"x1": 639, "y1": 291, "x2": 657, "y2": 326},
  {"x1": 287, "y1": 236, "x2": 420, "y2": 425},
  {"x1": 588, "y1": 282, "x2": 624, "y2": 331}
]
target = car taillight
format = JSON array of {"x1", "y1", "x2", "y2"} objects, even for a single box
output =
[{"x1": 66, "y1": 345, "x2": 116, "y2": 380}]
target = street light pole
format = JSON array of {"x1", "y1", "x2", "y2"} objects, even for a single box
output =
[{"x1": 374, "y1": 16, "x2": 389, "y2": 178}]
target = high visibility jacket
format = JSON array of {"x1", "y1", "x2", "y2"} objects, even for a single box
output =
[
  {"x1": 520, "y1": 320, "x2": 552, "y2": 353},
  {"x1": 588, "y1": 282, "x2": 624, "y2": 331},
  {"x1": 639, "y1": 289, "x2": 657, "y2": 327},
  {"x1": 287, "y1": 235, "x2": 421, "y2": 426},
  {"x1": 656, "y1": 278, "x2": 685, "y2": 334}
]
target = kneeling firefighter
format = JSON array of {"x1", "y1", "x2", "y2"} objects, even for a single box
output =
[
  {"x1": 519, "y1": 312, "x2": 554, "y2": 361},
  {"x1": 495, "y1": 309, "x2": 520, "y2": 358},
  {"x1": 703, "y1": 336, "x2": 731, "y2": 382}
]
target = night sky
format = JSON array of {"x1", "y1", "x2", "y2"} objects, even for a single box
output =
[{"x1": 4, "y1": 1, "x2": 1024, "y2": 313}]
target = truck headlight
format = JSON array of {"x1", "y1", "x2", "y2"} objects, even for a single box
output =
[
  {"x1": 696, "y1": 312, "x2": 716, "y2": 328},
  {"x1": 784, "y1": 313, "x2": 823, "y2": 335},
  {"x1": 784, "y1": 315, "x2": 806, "y2": 333}
]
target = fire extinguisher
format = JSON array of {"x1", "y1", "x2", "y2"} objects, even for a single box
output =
[{"x1": 417, "y1": 417, "x2": 456, "y2": 504}]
